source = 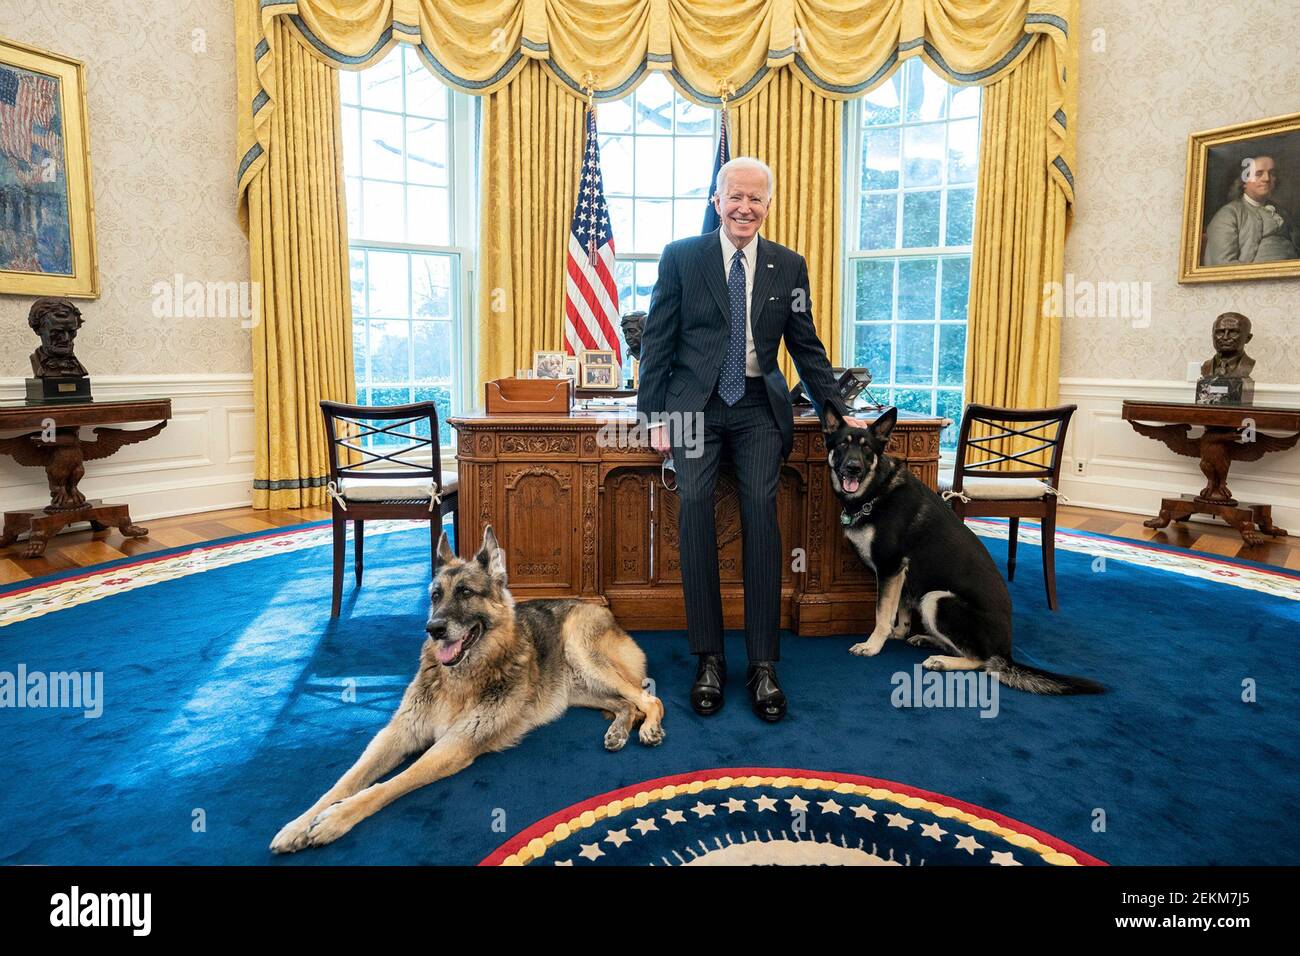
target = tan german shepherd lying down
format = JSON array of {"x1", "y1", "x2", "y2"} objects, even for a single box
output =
[{"x1": 271, "y1": 526, "x2": 666, "y2": 853}]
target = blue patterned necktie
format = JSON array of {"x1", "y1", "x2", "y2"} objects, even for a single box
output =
[{"x1": 719, "y1": 248, "x2": 747, "y2": 406}]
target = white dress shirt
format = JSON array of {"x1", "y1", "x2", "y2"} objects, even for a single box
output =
[{"x1": 720, "y1": 229, "x2": 761, "y2": 377}]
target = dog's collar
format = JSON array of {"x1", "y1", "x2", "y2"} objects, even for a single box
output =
[{"x1": 840, "y1": 495, "x2": 878, "y2": 526}]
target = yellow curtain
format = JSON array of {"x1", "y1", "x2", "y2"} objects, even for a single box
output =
[
  {"x1": 239, "y1": 15, "x2": 356, "y2": 509},
  {"x1": 732, "y1": 71, "x2": 842, "y2": 381},
  {"x1": 965, "y1": 36, "x2": 1073, "y2": 466},
  {"x1": 476, "y1": 62, "x2": 586, "y2": 386}
]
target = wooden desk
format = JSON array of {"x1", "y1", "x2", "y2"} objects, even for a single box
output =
[
  {"x1": 0, "y1": 396, "x2": 172, "y2": 557},
  {"x1": 450, "y1": 407, "x2": 944, "y2": 636},
  {"x1": 1122, "y1": 399, "x2": 1300, "y2": 545}
]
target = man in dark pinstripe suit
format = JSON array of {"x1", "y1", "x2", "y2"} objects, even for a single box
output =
[{"x1": 637, "y1": 156, "x2": 849, "y2": 723}]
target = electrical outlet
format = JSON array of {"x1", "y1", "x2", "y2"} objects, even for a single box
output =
[{"x1": 1073, "y1": 459, "x2": 1087, "y2": 476}]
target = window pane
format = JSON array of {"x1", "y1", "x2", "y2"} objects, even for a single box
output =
[
  {"x1": 361, "y1": 180, "x2": 405, "y2": 241},
  {"x1": 345, "y1": 178, "x2": 362, "y2": 237},
  {"x1": 862, "y1": 127, "x2": 900, "y2": 190},
  {"x1": 339, "y1": 70, "x2": 360, "y2": 106},
  {"x1": 411, "y1": 254, "x2": 452, "y2": 319},
  {"x1": 405, "y1": 52, "x2": 446, "y2": 118},
  {"x1": 352, "y1": 319, "x2": 368, "y2": 382},
  {"x1": 895, "y1": 323, "x2": 935, "y2": 384},
  {"x1": 673, "y1": 198, "x2": 706, "y2": 239},
  {"x1": 600, "y1": 136, "x2": 633, "y2": 195},
  {"x1": 369, "y1": 320, "x2": 410, "y2": 382},
  {"x1": 634, "y1": 260, "x2": 659, "y2": 312},
  {"x1": 945, "y1": 188, "x2": 975, "y2": 246},
  {"x1": 897, "y1": 258, "x2": 937, "y2": 321},
  {"x1": 349, "y1": 250, "x2": 366, "y2": 316},
  {"x1": 936, "y1": 388, "x2": 964, "y2": 450},
  {"x1": 940, "y1": 257, "x2": 971, "y2": 321},
  {"x1": 673, "y1": 137, "x2": 711, "y2": 196},
  {"x1": 362, "y1": 109, "x2": 404, "y2": 181},
  {"x1": 901, "y1": 191, "x2": 940, "y2": 247},
  {"x1": 413, "y1": 321, "x2": 452, "y2": 381},
  {"x1": 635, "y1": 74, "x2": 673, "y2": 134},
  {"x1": 598, "y1": 98, "x2": 633, "y2": 134},
  {"x1": 414, "y1": 385, "x2": 452, "y2": 445},
  {"x1": 950, "y1": 85, "x2": 979, "y2": 119},
  {"x1": 676, "y1": 97, "x2": 711, "y2": 136},
  {"x1": 366, "y1": 251, "x2": 409, "y2": 318},
  {"x1": 635, "y1": 137, "x2": 673, "y2": 196},
  {"x1": 407, "y1": 185, "x2": 450, "y2": 245},
  {"x1": 860, "y1": 193, "x2": 898, "y2": 249},
  {"x1": 947, "y1": 118, "x2": 978, "y2": 184},
  {"x1": 360, "y1": 52, "x2": 402, "y2": 111},
  {"x1": 853, "y1": 258, "x2": 894, "y2": 322},
  {"x1": 607, "y1": 197, "x2": 633, "y2": 248},
  {"x1": 892, "y1": 387, "x2": 933, "y2": 416},
  {"x1": 854, "y1": 323, "x2": 892, "y2": 380},
  {"x1": 904, "y1": 60, "x2": 948, "y2": 123},
  {"x1": 633, "y1": 198, "x2": 671, "y2": 254},
  {"x1": 614, "y1": 260, "x2": 635, "y2": 312},
  {"x1": 938, "y1": 324, "x2": 966, "y2": 386},
  {"x1": 902, "y1": 124, "x2": 944, "y2": 187},
  {"x1": 405, "y1": 117, "x2": 447, "y2": 186},
  {"x1": 863, "y1": 73, "x2": 901, "y2": 126},
  {"x1": 342, "y1": 106, "x2": 361, "y2": 177}
]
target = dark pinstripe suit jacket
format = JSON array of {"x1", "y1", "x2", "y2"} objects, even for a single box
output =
[{"x1": 636, "y1": 230, "x2": 847, "y2": 459}]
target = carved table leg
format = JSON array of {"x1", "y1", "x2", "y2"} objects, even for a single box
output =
[
  {"x1": 1250, "y1": 505, "x2": 1287, "y2": 538},
  {"x1": 1143, "y1": 509, "x2": 1174, "y2": 530}
]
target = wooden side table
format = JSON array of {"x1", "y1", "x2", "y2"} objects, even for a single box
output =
[
  {"x1": 0, "y1": 396, "x2": 172, "y2": 557},
  {"x1": 1122, "y1": 399, "x2": 1300, "y2": 546}
]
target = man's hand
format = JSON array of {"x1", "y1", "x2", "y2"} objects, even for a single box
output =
[{"x1": 649, "y1": 425, "x2": 671, "y2": 455}]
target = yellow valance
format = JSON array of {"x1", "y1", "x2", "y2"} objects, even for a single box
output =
[{"x1": 237, "y1": 0, "x2": 1077, "y2": 221}]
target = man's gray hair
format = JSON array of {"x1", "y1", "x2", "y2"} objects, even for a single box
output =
[{"x1": 714, "y1": 156, "x2": 775, "y2": 201}]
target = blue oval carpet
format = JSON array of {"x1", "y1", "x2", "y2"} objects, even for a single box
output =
[{"x1": 1, "y1": 518, "x2": 1297, "y2": 865}]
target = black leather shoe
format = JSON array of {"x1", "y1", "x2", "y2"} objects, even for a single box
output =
[
  {"x1": 690, "y1": 653, "x2": 726, "y2": 716},
  {"x1": 746, "y1": 661, "x2": 787, "y2": 722}
]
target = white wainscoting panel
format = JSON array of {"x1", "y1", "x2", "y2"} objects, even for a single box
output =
[
  {"x1": 0, "y1": 374, "x2": 256, "y2": 522},
  {"x1": 1058, "y1": 378, "x2": 1300, "y2": 531}
]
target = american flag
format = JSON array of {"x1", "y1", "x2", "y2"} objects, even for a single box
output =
[
  {"x1": 701, "y1": 109, "x2": 730, "y2": 233},
  {"x1": 0, "y1": 66, "x2": 58, "y2": 165},
  {"x1": 564, "y1": 106, "x2": 621, "y2": 363}
]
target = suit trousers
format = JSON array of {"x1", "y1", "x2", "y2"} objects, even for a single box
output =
[{"x1": 670, "y1": 375, "x2": 784, "y2": 661}]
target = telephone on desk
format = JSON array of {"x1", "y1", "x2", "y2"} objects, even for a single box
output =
[{"x1": 790, "y1": 367, "x2": 874, "y2": 410}]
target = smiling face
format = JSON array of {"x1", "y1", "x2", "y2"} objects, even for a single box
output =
[
  {"x1": 1242, "y1": 156, "x2": 1278, "y2": 203},
  {"x1": 426, "y1": 527, "x2": 512, "y2": 668},
  {"x1": 712, "y1": 165, "x2": 771, "y2": 248}
]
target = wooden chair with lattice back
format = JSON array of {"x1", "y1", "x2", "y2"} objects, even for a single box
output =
[
  {"x1": 939, "y1": 403, "x2": 1076, "y2": 611},
  {"x1": 320, "y1": 400, "x2": 459, "y2": 617}
]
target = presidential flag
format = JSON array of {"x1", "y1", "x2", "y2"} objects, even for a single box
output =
[
  {"x1": 701, "y1": 108, "x2": 730, "y2": 233},
  {"x1": 564, "y1": 105, "x2": 621, "y2": 364}
]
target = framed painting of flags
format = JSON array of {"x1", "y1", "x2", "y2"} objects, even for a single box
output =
[{"x1": 0, "y1": 36, "x2": 98, "y2": 298}]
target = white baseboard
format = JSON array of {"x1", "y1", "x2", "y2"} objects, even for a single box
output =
[
  {"x1": 0, "y1": 374, "x2": 256, "y2": 524},
  {"x1": 1058, "y1": 377, "x2": 1300, "y2": 530}
]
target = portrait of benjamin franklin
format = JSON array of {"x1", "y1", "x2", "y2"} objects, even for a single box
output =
[{"x1": 1197, "y1": 127, "x2": 1300, "y2": 270}]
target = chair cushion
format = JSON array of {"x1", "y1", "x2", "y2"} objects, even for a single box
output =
[
  {"x1": 339, "y1": 472, "x2": 458, "y2": 501},
  {"x1": 938, "y1": 471, "x2": 1052, "y2": 500}
]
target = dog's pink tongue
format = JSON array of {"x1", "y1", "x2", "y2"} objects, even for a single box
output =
[
  {"x1": 435, "y1": 639, "x2": 463, "y2": 664},
  {"x1": 843, "y1": 477, "x2": 861, "y2": 493}
]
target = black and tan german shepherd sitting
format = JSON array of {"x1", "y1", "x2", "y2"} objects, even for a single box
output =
[
  {"x1": 271, "y1": 526, "x2": 666, "y2": 853},
  {"x1": 822, "y1": 404, "x2": 1103, "y2": 695}
]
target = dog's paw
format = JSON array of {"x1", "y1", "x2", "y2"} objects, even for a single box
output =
[
  {"x1": 604, "y1": 725, "x2": 629, "y2": 752},
  {"x1": 638, "y1": 722, "x2": 666, "y2": 747},
  {"x1": 921, "y1": 655, "x2": 947, "y2": 671},
  {"x1": 303, "y1": 801, "x2": 356, "y2": 848},
  {"x1": 269, "y1": 814, "x2": 314, "y2": 854},
  {"x1": 849, "y1": 639, "x2": 884, "y2": 657},
  {"x1": 906, "y1": 634, "x2": 932, "y2": 648}
]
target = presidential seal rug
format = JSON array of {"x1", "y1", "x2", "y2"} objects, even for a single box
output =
[{"x1": 1, "y1": 517, "x2": 1298, "y2": 865}]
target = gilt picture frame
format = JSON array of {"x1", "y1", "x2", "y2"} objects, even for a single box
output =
[
  {"x1": 0, "y1": 36, "x2": 98, "y2": 298},
  {"x1": 1179, "y1": 111, "x2": 1300, "y2": 284}
]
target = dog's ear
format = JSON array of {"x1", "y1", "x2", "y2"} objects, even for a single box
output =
[
  {"x1": 476, "y1": 525, "x2": 508, "y2": 587},
  {"x1": 821, "y1": 402, "x2": 845, "y2": 447},
  {"x1": 869, "y1": 406, "x2": 898, "y2": 446},
  {"x1": 434, "y1": 531, "x2": 456, "y2": 572}
]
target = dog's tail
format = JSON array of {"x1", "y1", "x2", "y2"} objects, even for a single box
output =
[{"x1": 983, "y1": 655, "x2": 1104, "y2": 695}]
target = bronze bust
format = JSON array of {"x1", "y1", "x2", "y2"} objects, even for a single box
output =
[
  {"x1": 1200, "y1": 311, "x2": 1255, "y2": 379},
  {"x1": 620, "y1": 310, "x2": 646, "y2": 361},
  {"x1": 28, "y1": 297, "x2": 89, "y2": 379}
]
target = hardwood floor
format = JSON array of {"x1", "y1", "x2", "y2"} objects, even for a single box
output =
[{"x1": 0, "y1": 502, "x2": 1296, "y2": 587}]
